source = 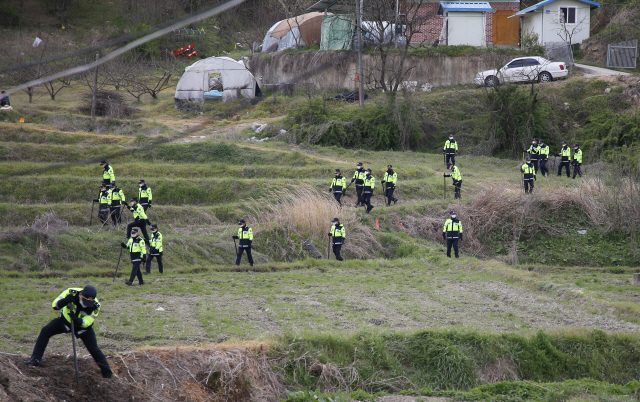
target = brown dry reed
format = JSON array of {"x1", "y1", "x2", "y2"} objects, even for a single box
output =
[{"x1": 245, "y1": 186, "x2": 381, "y2": 261}]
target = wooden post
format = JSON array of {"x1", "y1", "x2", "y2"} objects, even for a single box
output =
[{"x1": 633, "y1": 273, "x2": 640, "y2": 285}]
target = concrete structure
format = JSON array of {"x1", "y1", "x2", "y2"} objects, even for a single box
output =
[
  {"x1": 400, "y1": 0, "x2": 520, "y2": 46},
  {"x1": 510, "y1": 0, "x2": 600, "y2": 45}
]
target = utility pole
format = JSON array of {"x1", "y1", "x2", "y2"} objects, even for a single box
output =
[
  {"x1": 356, "y1": 0, "x2": 364, "y2": 107},
  {"x1": 91, "y1": 52, "x2": 99, "y2": 119}
]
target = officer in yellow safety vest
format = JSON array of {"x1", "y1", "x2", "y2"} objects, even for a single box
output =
[
  {"x1": 572, "y1": 143, "x2": 583, "y2": 179},
  {"x1": 538, "y1": 140, "x2": 550, "y2": 177},
  {"x1": 93, "y1": 183, "x2": 111, "y2": 224},
  {"x1": 330, "y1": 169, "x2": 346, "y2": 206},
  {"x1": 527, "y1": 139, "x2": 541, "y2": 174},
  {"x1": 381, "y1": 164, "x2": 398, "y2": 206},
  {"x1": 24, "y1": 285, "x2": 113, "y2": 378},
  {"x1": 557, "y1": 141, "x2": 572, "y2": 177},
  {"x1": 121, "y1": 228, "x2": 147, "y2": 286},
  {"x1": 328, "y1": 217, "x2": 345, "y2": 261},
  {"x1": 442, "y1": 211, "x2": 463, "y2": 258},
  {"x1": 108, "y1": 181, "x2": 125, "y2": 225},
  {"x1": 233, "y1": 219, "x2": 254, "y2": 267},
  {"x1": 443, "y1": 135, "x2": 459, "y2": 165},
  {"x1": 122, "y1": 196, "x2": 150, "y2": 244},
  {"x1": 445, "y1": 163, "x2": 462, "y2": 199},
  {"x1": 521, "y1": 157, "x2": 536, "y2": 194},
  {"x1": 351, "y1": 162, "x2": 367, "y2": 207},
  {"x1": 362, "y1": 168, "x2": 375, "y2": 213},
  {"x1": 99, "y1": 160, "x2": 115, "y2": 185},
  {"x1": 138, "y1": 179, "x2": 153, "y2": 211},
  {"x1": 145, "y1": 224, "x2": 164, "y2": 274}
]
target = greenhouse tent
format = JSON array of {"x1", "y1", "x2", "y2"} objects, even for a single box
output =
[
  {"x1": 174, "y1": 57, "x2": 257, "y2": 103},
  {"x1": 262, "y1": 12, "x2": 327, "y2": 52}
]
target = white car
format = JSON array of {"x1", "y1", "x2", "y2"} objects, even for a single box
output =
[{"x1": 474, "y1": 56, "x2": 568, "y2": 86}]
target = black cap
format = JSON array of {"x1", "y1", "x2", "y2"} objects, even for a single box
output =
[
  {"x1": 239, "y1": 218, "x2": 246, "y2": 223},
  {"x1": 139, "y1": 179, "x2": 145, "y2": 183},
  {"x1": 533, "y1": 138, "x2": 538, "y2": 141},
  {"x1": 151, "y1": 223, "x2": 158, "y2": 229},
  {"x1": 449, "y1": 134, "x2": 453, "y2": 138},
  {"x1": 100, "y1": 183, "x2": 107, "y2": 187},
  {"x1": 131, "y1": 196, "x2": 138, "y2": 201},
  {"x1": 335, "y1": 168, "x2": 341, "y2": 172},
  {"x1": 332, "y1": 217, "x2": 339, "y2": 222},
  {"x1": 539, "y1": 139, "x2": 544, "y2": 143},
  {"x1": 366, "y1": 168, "x2": 372, "y2": 172},
  {"x1": 111, "y1": 181, "x2": 116, "y2": 186},
  {"x1": 100, "y1": 160, "x2": 106, "y2": 164},
  {"x1": 387, "y1": 164, "x2": 392, "y2": 169},
  {"x1": 562, "y1": 141, "x2": 567, "y2": 145},
  {"x1": 131, "y1": 228, "x2": 139, "y2": 233},
  {"x1": 1, "y1": 91, "x2": 5, "y2": 94},
  {"x1": 526, "y1": 157, "x2": 531, "y2": 162},
  {"x1": 81, "y1": 285, "x2": 97, "y2": 298},
  {"x1": 450, "y1": 211, "x2": 456, "y2": 215},
  {"x1": 574, "y1": 143, "x2": 579, "y2": 147},
  {"x1": 357, "y1": 162, "x2": 363, "y2": 166}
]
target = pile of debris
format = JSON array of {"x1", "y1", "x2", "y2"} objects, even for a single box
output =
[{"x1": 247, "y1": 122, "x2": 288, "y2": 142}]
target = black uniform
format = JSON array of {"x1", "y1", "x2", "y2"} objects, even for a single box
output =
[
  {"x1": 124, "y1": 202, "x2": 150, "y2": 244},
  {"x1": 122, "y1": 235, "x2": 146, "y2": 285},
  {"x1": 235, "y1": 224, "x2": 254, "y2": 266},
  {"x1": 352, "y1": 167, "x2": 366, "y2": 207},
  {"x1": 558, "y1": 145, "x2": 571, "y2": 177},
  {"x1": 329, "y1": 222, "x2": 345, "y2": 261},
  {"x1": 146, "y1": 230, "x2": 163, "y2": 274},
  {"x1": 442, "y1": 216, "x2": 463, "y2": 258},
  {"x1": 94, "y1": 189, "x2": 111, "y2": 224}
]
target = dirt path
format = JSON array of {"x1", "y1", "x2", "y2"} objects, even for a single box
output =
[{"x1": 574, "y1": 63, "x2": 632, "y2": 78}]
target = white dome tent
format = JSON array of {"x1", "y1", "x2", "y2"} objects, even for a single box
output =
[{"x1": 174, "y1": 57, "x2": 257, "y2": 103}]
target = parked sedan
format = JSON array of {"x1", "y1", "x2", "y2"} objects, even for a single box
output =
[{"x1": 474, "y1": 56, "x2": 568, "y2": 86}]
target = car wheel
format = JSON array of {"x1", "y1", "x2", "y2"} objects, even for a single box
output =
[
  {"x1": 485, "y1": 76, "x2": 499, "y2": 87},
  {"x1": 538, "y1": 71, "x2": 552, "y2": 83}
]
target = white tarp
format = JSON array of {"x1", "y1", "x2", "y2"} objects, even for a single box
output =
[
  {"x1": 262, "y1": 21, "x2": 281, "y2": 52},
  {"x1": 174, "y1": 56, "x2": 256, "y2": 103}
]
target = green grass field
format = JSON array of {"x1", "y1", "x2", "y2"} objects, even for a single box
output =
[{"x1": 2, "y1": 79, "x2": 640, "y2": 401}]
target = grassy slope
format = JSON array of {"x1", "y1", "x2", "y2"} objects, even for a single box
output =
[{"x1": 3, "y1": 77, "x2": 640, "y2": 401}]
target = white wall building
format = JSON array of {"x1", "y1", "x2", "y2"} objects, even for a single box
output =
[
  {"x1": 438, "y1": 2, "x2": 494, "y2": 47},
  {"x1": 510, "y1": 0, "x2": 600, "y2": 45}
]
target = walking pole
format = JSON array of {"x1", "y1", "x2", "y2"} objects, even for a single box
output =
[
  {"x1": 89, "y1": 200, "x2": 96, "y2": 226},
  {"x1": 443, "y1": 174, "x2": 446, "y2": 200},
  {"x1": 113, "y1": 247, "x2": 123, "y2": 282},
  {"x1": 344, "y1": 181, "x2": 352, "y2": 197},
  {"x1": 69, "y1": 308, "x2": 80, "y2": 384},
  {"x1": 232, "y1": 236, "x2": 238, "y2": 255}
]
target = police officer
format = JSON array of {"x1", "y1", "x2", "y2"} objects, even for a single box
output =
[
  {"x1": 108, "y1": 181, "x2": 125, "y2": 226},
  {"x1": 123, "y1": 196, "x2": 150, "y2": 244},
  {"x1": 99, "y1": 160, "x2": 115, "y2": 186},
  {"x1": 442, "y1": 211, "x2": 463, "y2": 258},
  {"x1": 233, "y1": 219, "x2": 254, "y2": 267},
  {"x1": 572, "y1": 143, "x2": 583, "y2": 179},
  {"x1": 330, "y1": 169, "x2": 346, "y2": 206},
  {"x1": 351, "y1": 162, "x2": 367, "y2": 207},
  {"x1": 93, "y1": 183, "x2": 111, "y2": 224},
  {"x1": 557, "y1": 141, "x2": 572, "y2": 177},
  {"x1": 382, "y1": 164, "x2": 398, "y2": 206},
  {"x1": 328, "y1": 217, "x2": 345, "y2": 261},
  {"x1": 121, "y1": 228, "x2": 146, "y2": 286},
  {"x1": 521, "y1": 157, "x2": 536, "y2": 194},
  {"x1": 443, "y1": 135, "x2": 459, "y2": 165},
  {"x1": 138, "y1": 179, "x2": 153, "y2": 211},
  {"x1": 24, "y1": 285, "x2": 113, "y2": 379},
  {"x1": 362, "y1": 168, "x2": 375, "y2": 213},
  {"x1": 538, "y1": 140, "x2": 550, "y2": 177},
  {"x1": 145, "y1": 224, "x2": 163, "y2": 274},
  {"x1": 527, "y1": 138, "x2": 540, "y2": 174},
  {"x1": 444, "y1": 163, "x2": 462, "y2": 199}
]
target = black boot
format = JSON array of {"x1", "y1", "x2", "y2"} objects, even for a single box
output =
[
  {"x1": 125, "y1": 280, "x2": 133, "y2": 286},
  {"x1": 24, "y1": 357, "x2": 40, "y2": 366},
  {"x1": 366, "y1": 205, "x2": 374, "y2": 213}
]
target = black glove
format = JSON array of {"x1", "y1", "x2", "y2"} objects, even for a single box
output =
[
  {"x1": 55, "y1": 295, "x2": 73, "y2": 310},
  {"x1": 146, "y1": 219, "x2": 151, "y2": 225},
  {"x1": 121, "y1": 242, "x2": 127, "y2": 248},
  {"x1": 147, "y1": 204, "x2": 152, "y2": 209},
  {"x1": 93, "y1": 199, "x2": 98, "y2": 202},
  {"x1": 142, "y1": 256, "x2": 147, "y2": 263},
  {"x1": 442, "y1": 149, "x2": 446, "y2": 153},
  {"x1": 381, "y1": 180, "x2": 385, "y2": 184},
  {"x1": 442, "y1": 233, "x2": 446, "y2": 240},
  {"x1": 456, "y1": 150, "x2": 459, "y2": 154},
  {"x1": 459, "y1": 233, "x2": 463, "y2": 241},
  {"x1": 72, "y1": 315, "x2": 83, "y2": 328},
  {"x1": 148, "y1": 200, "x2": 152, "y2": 205},
  {"x1": 534, "y1": 176, "x2": 537, "y2": 181},
  {"x1": 329, "y1": 188, "x2": 332, "y2": 193},
  {"x1": 328, "y1": 233, "x2": 332, "y2": 237},
  {"x1": 444, "y1": 173, "x2": 450, "y2": 177},
  {"x1": 232, "y1": 235, "x2": 239, "y2": 239}
]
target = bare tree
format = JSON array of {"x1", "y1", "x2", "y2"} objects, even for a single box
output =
[
  {"x1": 122, "y1": 51, "x2": 178, "y2": 100},
  {"x1": 42, "y1": 58, "x2": 74, "y2": 100},
  {"x1": 553, "y1": 8, "x2": 588, "y2": 46}
]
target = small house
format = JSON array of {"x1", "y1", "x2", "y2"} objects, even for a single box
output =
[{"x1": 510, "y1": 0, "x2": 601, "y2": 45}]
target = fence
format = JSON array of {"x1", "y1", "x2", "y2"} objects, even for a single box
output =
[{"x1": 607, "y1": 39, "x2": 638, "y2": 69}]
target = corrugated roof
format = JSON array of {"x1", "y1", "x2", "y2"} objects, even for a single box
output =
[
  {"x1": 438, "y1": 2, "x2": 494, "y2": 14},
  {"x1": 511, "y1": 0, "x2": 600, "y2": 17}
]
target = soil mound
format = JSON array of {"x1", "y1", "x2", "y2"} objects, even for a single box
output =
[{"x1": 0, "y1": 343, "x2": 286, "y2": 402}]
